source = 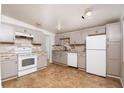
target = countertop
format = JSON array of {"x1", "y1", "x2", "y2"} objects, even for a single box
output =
[
  {"x1": 33, "y1": 51, "x2": 47, "y2": 56},
  {"x1": 52, "y1": 50, "x2": 85, "y2": 53}
]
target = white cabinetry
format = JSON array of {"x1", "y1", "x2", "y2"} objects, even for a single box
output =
[
  {"x1": 52, "y1": 51, "x2": 67, "y2": 65},
  {"x1": 70, "y1": 31, "x2": 84, "y2": 44},
  {"x1": 0, "y1": 24, "x2": 15, "y2": 43},
  {"x1": 37, "y1": 54, "x2": 48, "y2": 69},
  {"x1": 106, "y1": 22, "x2": 120, "y2": 42},
  {"x1": 32, "y1": 31, "x2": 44, "y2": 44},
  {"x1": 0, "y1": 54, "x2": 18, "y2": 81},
  {"x1": 55, "y1": 34, "x2": 60, "y2": 45},
  {"x1": 78, "y1": 52, "x2": 86, "y2": 69},
  {"x1": 106, "y1": 22, "x2": 121, "y2": 76},
  {"x1": 27, "y1": 30, "x2": 44, "y2": 45}
]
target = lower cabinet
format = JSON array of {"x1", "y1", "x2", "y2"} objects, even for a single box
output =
[
  {"x1": 60, "y1": 52, "x2": 67, "y2": 64},
  {"x1": 1, "y1": 60, "x2": 18, "y2": 80},
  {"x1": 37, "y1": 54, "x2": 48, "y2": 69},
  {"x1": 107, "y1": 59, "x2": 120, "y2": 76},
  {"x1": 52, "y1": 51, "x2": 67, "y2": 65},
  {"x1": 77, "y1": 52, "x2": 86, "y2": 69},
  {"x1": 53, "y1": 51, "x2": 86, "y2": 68}
]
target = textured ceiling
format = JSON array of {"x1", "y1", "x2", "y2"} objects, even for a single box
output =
[{"x1": 2, "y1": 4, "x2": 124, "y2": 33}]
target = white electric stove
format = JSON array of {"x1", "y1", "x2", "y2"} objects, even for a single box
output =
[{"x1": 15, "y1": 47, "x2": 37, "y2": 77}]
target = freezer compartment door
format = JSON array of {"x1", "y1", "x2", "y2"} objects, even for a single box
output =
[
  {"x1": 86, "y1": 35, "x2": 106, "y2": 50},
  {"x1": 86, "y1": 50, "x2": 106, "y2": 77}
]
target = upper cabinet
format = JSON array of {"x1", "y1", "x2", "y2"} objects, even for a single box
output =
[
  {"x1": 55, "y1": 34, "x2": 61, "y2": 45},
  {"x1": 70, "y1": 31, "x2": 81, "y2": 44},
  {"x1": 32, "y1": 31, "x2": 44, "y2": 45},
  {"x1": 70, "y1": 31, "x2": 86, "y2": 44},
  {"x1": 61, "y1": 33, "x2": 70, "y2": 38},
  {"x1": 0, "y1": 24, "x2": 15, "y2": 43},
  {"x1": 27, "y1": 30, "x2": 44, "y2": 45},
  {"x1": 54, "y1": 26, "x2": 106, "y2": 45},
  {"x1": 106, "y1": 22, "x2": 120, "y2": 42},
  {"x1": 88, "y1": 28, "x2": 106, "y2": 36},
  {"x1": 14, "y1": 27, "x2": 44, "y2": 45}
]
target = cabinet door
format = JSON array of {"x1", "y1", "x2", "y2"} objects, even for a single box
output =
[
  {"x1": 55, "y1": 34, "x2": 61, "y2": 45},
  {"x1": 70, "y1": 31, "x2": 83, "y2": 44},
  {"x1": 61, "y1": 52, "x2": 67, "y2": 64},
  {"x1": 107, "y1": 42, "x2": 120, "y2": 59},
  {"x1": 37, "y1": 55, "x2": 47, "y2": 69},
  {"x1": 78, "y1": 52, "x2": 85, "y2": 69},
  {"x1": 82, "y1": 31, "x2": 88, "y2": 44},
  {"x1": 106, "y1": 22, "x2": 120, "y2": 42},
  {"x1": 107, "y1": 59, "x2": 120, "y2": 76},
  {"x1": 88, "y1": 28, "x2": 105, "y2": 35},
  {"x1": 1, "y1": 61, "x2": 17, "y2": 80},
  {"x1": 97, "y1": 28, "x2": 106, "y2": 34},
  {"x1": 62, "y1": 33, "x2": 70, "y2": 38},
  {"x1": 52, "y1": 51, "x2": 59, "y2": 63},
  {"x1": 0, "y1": 24, "x2": 15, "y2": 43},
  {"x1": 107, "y1": 42, "x2": 121, "y2": 76},
  {"x1": 32, "y1": 31, "x2": 44, "y2": 44}
]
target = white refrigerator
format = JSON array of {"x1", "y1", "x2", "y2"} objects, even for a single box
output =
[{"x1": 86, "y1": 35, "x2": 106, "y2": 77}]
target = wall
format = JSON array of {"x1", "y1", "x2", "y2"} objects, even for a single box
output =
[
  {"x1": 120, "y1": 9, "x2": 124, "y2": 87},
  {"x1": 0, "y1": 24, "x2": 43, "y2": 54},
  {"x1": 0, "y1": 4, "x2": 2, "y2": 88},
  {"x1": 1, "y1": 15, "x2": 55, "y2": 64}
]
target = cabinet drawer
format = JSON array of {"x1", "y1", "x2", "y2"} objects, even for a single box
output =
[{"x1": 1, "y1": 54, "x2": 17, "y2": 61}]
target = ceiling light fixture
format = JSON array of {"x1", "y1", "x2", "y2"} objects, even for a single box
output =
[
  {"x1": 85, "y1": 9, "x2": 92, "y2": 17},
  {"x1": 82, "y1": 8, "x2": 92, "y2": 19}
]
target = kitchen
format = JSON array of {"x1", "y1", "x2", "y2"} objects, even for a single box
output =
[{"x1": 0, "y1": 4, "x2": 124, "y2": 88}]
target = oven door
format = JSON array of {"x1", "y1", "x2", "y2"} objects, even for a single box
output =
[{"x1": 18, "y1": 54, "x2": 37, "y2": 71}]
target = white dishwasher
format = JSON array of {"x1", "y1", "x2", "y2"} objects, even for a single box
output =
[{"x1": 67, "y1": 53, "x2": 77, "y2": 67}]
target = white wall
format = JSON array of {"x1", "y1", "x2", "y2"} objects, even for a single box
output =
[
  {"x1": 0, "y1": 4, "x2": 2, "y2": 88},
  {"x1": 49, "y1": 34, "x2": 55, "y2": 63},
  {"x1": 120, "y1": 8, "x2": 124, "y2": 87}
]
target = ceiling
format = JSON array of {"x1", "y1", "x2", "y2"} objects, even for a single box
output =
[{"x1": 2, "y1": 4, "x2": 124, "y2": 33}]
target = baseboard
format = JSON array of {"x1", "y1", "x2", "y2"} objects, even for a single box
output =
[
  {"x1": 37, "y1": 67, "x2": 47, "y2": 71},
  {"x1": 78, "y1": 68, "x2": 86, "y2": 71},
  {"x1": 107, "y1": 74, "x2": 124, "y2": 88},
  {"x1": 2, "y1": 76, "x2": 17, "y2": 82},
  {"x1": 107, "y1": 74, "x2": 120, "y2": 79},
  {"x1": 120, "y1": 78, "x2": 124, "y2": 88}
]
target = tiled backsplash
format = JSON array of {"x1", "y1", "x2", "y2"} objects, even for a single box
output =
[
  {"x1": 53, "y1": 37, "x2": 85, "y2": 52},
  {"x1": 0, "y1": 38, "x2": 42, "y2": 53},
  {"x1": 53, "y1": 45, "x2": 85, "y2": 52},
  {"x1": 15, "y1": 38, "x2": 32, "y2": 47}
]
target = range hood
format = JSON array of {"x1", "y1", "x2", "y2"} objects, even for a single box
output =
[{"x1": 15, "y1": 31, "x2": 34, "y2": 38}]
